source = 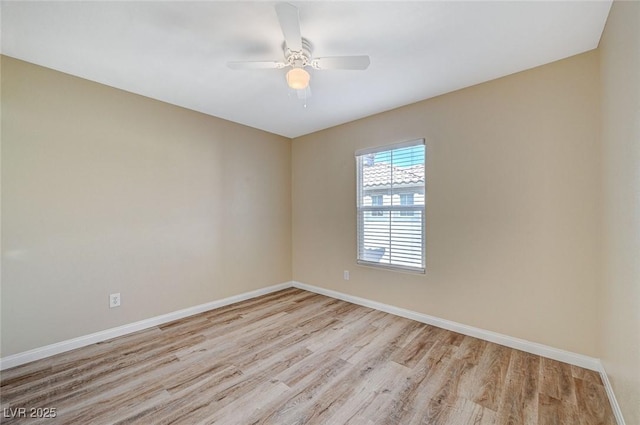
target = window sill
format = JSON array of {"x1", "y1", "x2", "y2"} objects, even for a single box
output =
[{"x1": 356, "y1": 260, "x2": 426, "y2": 275}]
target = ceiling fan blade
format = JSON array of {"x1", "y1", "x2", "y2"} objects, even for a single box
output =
[
  {"x1": 275, "y1": 3, "x2": 302, "y2": 52},
  {"x1": 227, "y1": 61, "x2": 285, "y2": 70},
  {"x1": 312, "y1": 56, "x2": 371, "y2": 70}
]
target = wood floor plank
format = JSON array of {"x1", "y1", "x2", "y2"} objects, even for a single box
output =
[
  {"x1": 571, "y1": 365, "x2": 604, "y2": 385},
  {"x1": 471, "y1": 342, "x2": 513, "y2": 412},
  {"x1": 420, "y1": 358, "x2": 470, "y2": 425},
  {"x1": 349, "y1": 361, "x2": 414, "y2": 424},
  {"x1": 574, "y1": 377, "x2": 616, "y2": 425},
  {"x1": 539, "y1": 357, "x2": 578, "y2": 407},
  {"x1": 538, "y1": 393, "x2": 580, "y2": 425},
  {"x1": 452, "y1": 337, "x2": 489, "y2": 402},
  {"x1": 305, "y1": 337, "x2": 413, "y2": 424},
  {"x1": 400, "y1": 340, "x2": 460, "y2": 424},
  {"x1": 0, "y1": 288, "x2": 617, "y2": 425},
  {"x1": 390, "y1": 324, "x2": 438, "y2": 368},
  {"x1": 495, "y1": 350, "x2": 540, "y2": 425},
  {"x1": 449, "y1": 397, "x2": 497, "y2": 425}
]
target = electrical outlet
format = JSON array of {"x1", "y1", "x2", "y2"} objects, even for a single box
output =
[
  {"x1": 109, "y1": 293, "x2": 121, "y2": 308},
  {"x1": 343, "y1": 270, "x2": 350, "y2": 280}
]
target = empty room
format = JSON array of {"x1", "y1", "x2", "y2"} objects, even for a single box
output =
[{"x1": 1, "y1": 1, "x2": 638, "y2": 424}]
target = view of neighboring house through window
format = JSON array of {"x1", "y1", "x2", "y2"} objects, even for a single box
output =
[{"x1": 356, "y1": 139, "x2": 426, "y2": 273}]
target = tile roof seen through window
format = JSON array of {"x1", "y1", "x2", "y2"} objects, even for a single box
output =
[{"x1": 363, "y1": 163, "x2": 424, "y2": 187}]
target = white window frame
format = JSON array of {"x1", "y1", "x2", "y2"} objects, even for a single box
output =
[{"x1": 356, "y1": 139, "x2": 426, "y2": 273}]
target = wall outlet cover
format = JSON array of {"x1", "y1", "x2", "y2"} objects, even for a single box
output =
[{"x1": 109, "y1": 293, "x2": 121, "y2": 308}]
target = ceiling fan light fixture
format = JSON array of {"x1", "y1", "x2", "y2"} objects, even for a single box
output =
[{"x1": 286, "y1": 67, "x2": 310, "y2": 90}]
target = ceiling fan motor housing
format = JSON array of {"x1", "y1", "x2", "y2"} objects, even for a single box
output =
[{"x1": 284, "y1": 38, "x2": 313, "y2": 69}]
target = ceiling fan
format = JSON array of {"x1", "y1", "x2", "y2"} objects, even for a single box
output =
[{"x1": 227, "y1": 3, "x2": 371, "y2": 92}]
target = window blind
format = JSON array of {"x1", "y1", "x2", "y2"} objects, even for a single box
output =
[{"x1": 356, "y1": 140, "x2": 425, "y2": 273}]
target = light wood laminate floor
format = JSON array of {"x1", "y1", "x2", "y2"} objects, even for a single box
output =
[{"x1": 1, "y1": 288, "x2": 616, "y2": 424}]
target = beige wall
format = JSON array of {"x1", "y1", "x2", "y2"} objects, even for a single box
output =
[
  {"x1": 293, "y1": 51, "x2": 601, "y2": 356},
  {"x1": 1, "y1": 56, "x2": 292, "y2": 357},
  {"x1": 599, "y1": 1, "x2": 640, "y2": 423}
]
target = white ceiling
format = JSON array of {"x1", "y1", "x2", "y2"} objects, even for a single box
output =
[{"x1": 1, "y1": 1, "x2": 612, "y2": 138}]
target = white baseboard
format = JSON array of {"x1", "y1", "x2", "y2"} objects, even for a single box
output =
[
  {"x1": 0, "y1": 281, "x2": 292, "y2": 371},
  {"x1": 598, "y1": 363, "x2": 627, "y2": 425},
  {"x1": 292, "y1": 281, "x2": 602, "y2": 371}
]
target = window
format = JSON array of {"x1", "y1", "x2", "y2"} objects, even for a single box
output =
[
  {"x1": 371, "y1": 195, "x2": 384, "y2": 217},
  {"x1": 356, "y1": 139, "x2": 425, "y2": 273},
  {"x1": 399, "y1": 193, "x2": 414, "y2": 216}
]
